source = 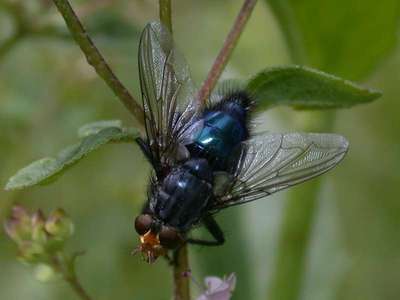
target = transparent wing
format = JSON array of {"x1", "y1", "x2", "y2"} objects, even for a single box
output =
[
  {"x1": 212, "y1": 133, "x2": 349, "y2": 210},
  {"x1": 138, "y1": 21, "x2": 199, "y2": 175}
]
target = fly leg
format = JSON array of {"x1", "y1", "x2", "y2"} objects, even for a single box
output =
[
  {"x1": 135, "y1": 137, "x2": 151, "y2": 158},
  {"x1": 186, "y1": 215, "x2": 225, "y2": 246},
  {"x1": 136, "y1": 137, "x2": 162, "y2": 175},
  {"x1": 136, "y1": 137, "x2": 155, "y2": 166}
]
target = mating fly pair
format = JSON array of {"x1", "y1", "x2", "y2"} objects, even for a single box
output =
[{"x1": 133, "y1": 22, "x2": 348, "y2": 263}]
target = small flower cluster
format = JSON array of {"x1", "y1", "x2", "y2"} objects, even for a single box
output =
[
  {"x1": 4, "y1": 205, "x2": 74, "y2": 264},
  {"x1": 196, "y1": 273, "x2": 236, "y2": 300},
  {"x1": 184, "y1": 270, "x2": 236, "y2": 300}
]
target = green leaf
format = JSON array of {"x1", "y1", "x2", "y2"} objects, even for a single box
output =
[
  {"x1": 267, "y1": 0, "x2": 400, "y2": 79},
  {"x1": 247, "y1": 66, "x2": 382, "y2": 111},
  {"x1": 5, "y1": 127, "x2": 139, "y2": 191},
  {"x1": 78, "y1": 120, "x2": 123, "y2": 138}
]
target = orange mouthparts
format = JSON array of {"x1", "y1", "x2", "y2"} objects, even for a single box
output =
[{"x1": 133, "y1": 230, "x2": 167, "y2": 263}]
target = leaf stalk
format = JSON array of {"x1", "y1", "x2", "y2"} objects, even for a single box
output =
[
  {"x1": 196, "y1": 0, "x2": 258, "y2": 105},
  {"x1": 51, "y1": 0, "x2": 145, "y2": 129}
]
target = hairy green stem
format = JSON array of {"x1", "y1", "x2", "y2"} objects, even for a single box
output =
[
  {"x1": 51, "y1": 0, "x2": 144, "y2": 129},
  {"x1": 159, "y1": 0, "x2": 173, "y2": 34},
  {"x1": 173, "y1": 246, "x2": 190, "y2": 300},
  {"x1": 196, "y1": 0, "x2": 258, "y2": 105}
]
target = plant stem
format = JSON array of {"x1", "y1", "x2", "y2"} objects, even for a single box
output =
[
  {"x1": 267, "y1": 113, "x2": 334, "y2": 300},
  {"x1": 171, "y1": 2, "x2": 258, "y2": 298},
  {"x1": 159, "y1": 0, "x2": 173, "y2": 34},
  {"x1": 173, "y1": 245, "x2": 190, "y2": 300},
  {"x1": 64, "y1": 275, "x2": 92, "y2": 300},
  {"x1": 51, "y1": 254, "x2": 92, "y2": 300},
  {"x1": 51, "y1": 0, "x2": 144, "y2": 129},
  {"x1": 0, "y1": 2, "x2": 28, "y2": 62},
  {"x1": 196, "y1": 0, "x2": 258, "y2": 105},
  {"x1": 160, "y1": 4, "x2": 190, "y2": 297},
  {"x1": 267, "y1": 0, "x2": 307, "y2": 64},
  {"x1": 268, "y1": 181, "x2": 320, "y2": 300},
  {"x1": 264, "y1": 3, "x2": 335, "y2": 300},
  {"x1": 0, "y1": 1, "x2": 77, "y2": 63},
  {"x1": 0, "y1": 33, "x2": 23, "y2": 62}
]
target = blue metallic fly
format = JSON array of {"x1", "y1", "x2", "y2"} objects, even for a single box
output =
[{"x1": 133, "y1": 22, "x2": 349, "y2": 263}]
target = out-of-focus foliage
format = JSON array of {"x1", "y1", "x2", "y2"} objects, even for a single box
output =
[
  {"x1": 268, "y1": 0, "x2": 400, "y2": 79},
  {"x1": 266, "y1": 2, "x2": 400, "y2": 300},
  {"x1": 0, "y1": 1, "x2": 399, "y2": 300}
]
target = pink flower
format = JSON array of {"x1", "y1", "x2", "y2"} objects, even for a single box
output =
[{"x1": 196, "y1": 273, "x2": 236, "y2": 300}]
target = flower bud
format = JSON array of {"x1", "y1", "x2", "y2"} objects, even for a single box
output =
[
  {"x1": 4, "y1": 205, "x2": 32, "y2": 243},
  {"x1": 5, "y1": 205, "x2": 76, "y2": 267},
  {"x1": 45, "y1": 208, "x2": 74, "y2": 240},
  {"x1": 34, "y1": 264, "x2": 57, "y2": 282},
  {"x1": 31, "y1": 210, "x2": 48, "y2": 245},
  {"x1": 17, "y1": 241, "x2": 46, "y2": 264}
]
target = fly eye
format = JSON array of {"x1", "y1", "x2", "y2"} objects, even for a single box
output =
[
  {"x1": 134, "y1": 214, "x2": 153, "y2": 235},
  {"x1": 159, "y1": 226, "x2": 182, "y2": 249}
]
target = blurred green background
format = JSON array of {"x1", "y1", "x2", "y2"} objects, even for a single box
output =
[{"x1": 0, "y1": 0, "x2": 399, "y2": 299}]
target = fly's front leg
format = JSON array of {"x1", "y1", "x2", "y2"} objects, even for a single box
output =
[{"x1": 187, "y1": 215, "x2": 225, "y2": 246}]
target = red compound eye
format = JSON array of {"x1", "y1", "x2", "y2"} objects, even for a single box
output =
[
  {"x1": 134, "y1": 214, "x2": 153, "y2": 235},
  {"x1": 159, "y1": 226, "x2": 183, "y2": 249}
]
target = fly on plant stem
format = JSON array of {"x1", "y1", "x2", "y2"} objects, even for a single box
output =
[{"x1": 133, "y1": 22, "x2": 349, "y2": 263}]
